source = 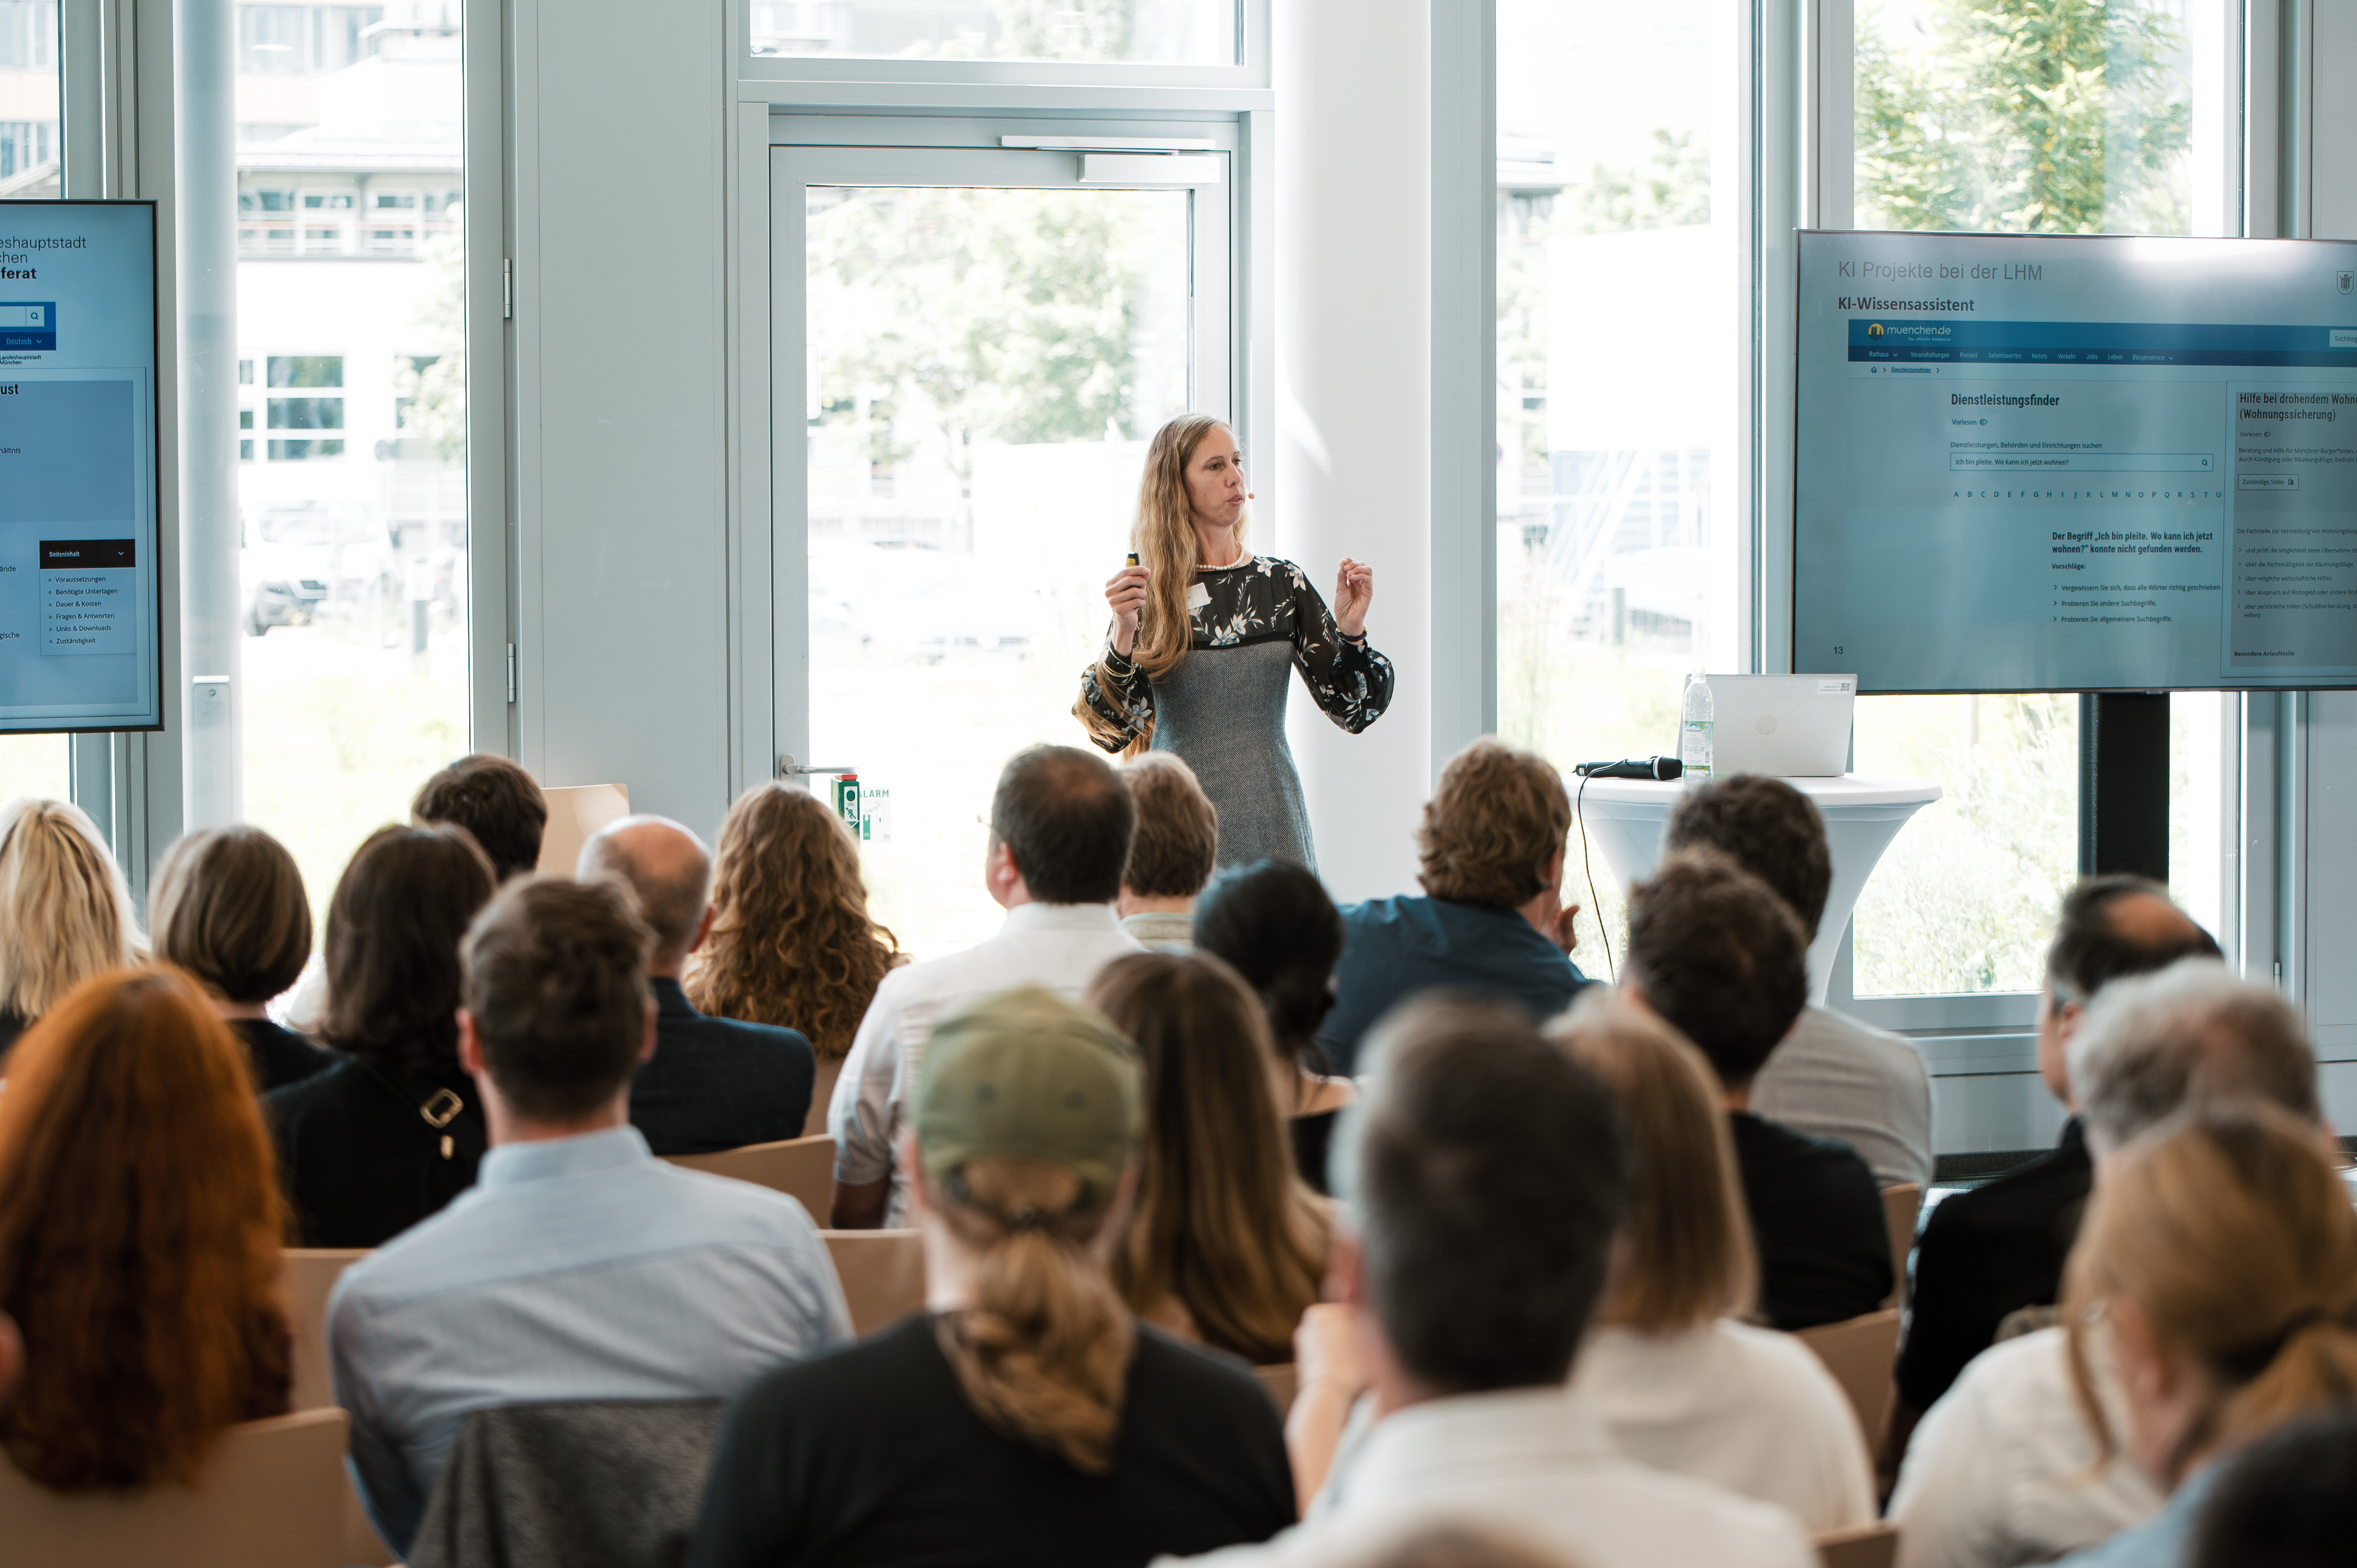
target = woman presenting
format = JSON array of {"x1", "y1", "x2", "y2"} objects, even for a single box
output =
[{"x1": 1076, "y1": 414, "x2": 1393, "y2": 872}]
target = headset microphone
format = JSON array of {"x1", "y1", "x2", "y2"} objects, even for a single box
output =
[{"x1": 1573, "y1": 756, "x2": 1683, "y2": 781}]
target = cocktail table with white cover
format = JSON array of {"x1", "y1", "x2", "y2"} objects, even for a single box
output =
[{"x1": 1569, "y1": 773, "x2": 1943, "y2": 1005}]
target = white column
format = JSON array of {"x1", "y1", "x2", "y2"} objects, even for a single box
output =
[
  {"x1": 1276, "y1": 0, "x2": 1433, "y2": 904},
  {"x1": 176, "y1": 0, "x2": 242, "y2": 827}
]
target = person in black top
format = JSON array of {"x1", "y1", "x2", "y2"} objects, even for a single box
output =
[
  {"x1": 1192, "y1": 860, "x2": 1356, "y2": 1193},
  {"x1": 1623, "y1": 849, "x2": 1891, "y2": 1331},
  {"x1": 1887, "y1": 874, "x2": 2219, "y2": 1469},
  {"x1": 577, "y1": 814, "x2": 815, "y2": 1155},
  {"x1": 264, "y1": 825, "x2": 498, "y2": 1247},
  {"x1": 688, "y1": 988, "x2": 1293, "y2": 1568},
  {"x1": 149, "y1": 824, "x2": 337, "y2": 1092}
]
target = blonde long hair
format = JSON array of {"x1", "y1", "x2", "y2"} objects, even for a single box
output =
[
  {"x1": 932, "y1": 1157, "x2": 1136, "y2": 1475},
  {"x1": 1089, "y1": 951, "x2": 1330, "y2": 1364},
  {"x1": 2064, "y1": 1102, "x2": 2357, "y2": 1486},
  {"x1": 1074, "y1": 415, "x2": 1250, "y2": 752},
  {"x1": 0, "y1": 798, "x2": 144, "y2": 1028},
  {"x1": 1549, "y1": 992, "x2": 1757, "y2": 1332}
]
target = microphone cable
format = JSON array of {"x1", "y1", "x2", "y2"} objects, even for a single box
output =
[{"x1": 1575, "y1": 771, "x2": 1613, "y2": 984}]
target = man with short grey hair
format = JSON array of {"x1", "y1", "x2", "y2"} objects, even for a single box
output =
[
  {"x1": 1890, "y1": 958, "x2": 2324, "y2": 1568},
  {"x1": 579, "y1": 815, "x2": 816, "y2": 1155},
  {"x1": 2070, "y1": 960, "x2": 2321, "y2": 1157}
]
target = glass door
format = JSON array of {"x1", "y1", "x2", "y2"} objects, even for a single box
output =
[{"x1": 772, "y1": 141, "x2": 1232, "y2": 959}]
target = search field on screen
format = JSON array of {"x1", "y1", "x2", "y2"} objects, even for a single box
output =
[{"x1": 1948, "y1": 451, "x2": 2216, "y2": 473}]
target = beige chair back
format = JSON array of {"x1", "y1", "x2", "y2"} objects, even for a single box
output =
[
  {"x1": 1879, "y1": 1183, "x2": 1922, "y2": 1310},
  {"x1": 1253, "y1": 1362, "x2": 1298, "y2": 1415},
  {"x1": 536, "y1": 782, "x2": 631, "y2": 874},
  {"x1": 822, "y1": 1229, "x2": 926, "y2": 1335},
  {"x1": 281, "y1": 1247, "x2": 371, "y2": 1412},
  {"x1": 667, "y1": 1134, "x2": 837, "y2": 1219},
  {"x1": 1816, "y1": 1520, "x2": 1899, "y2": 1568},
  {"x1": 0, "y1": 1409, "x2": 349, "y2": 1568},
  {"x1": 1797, "y1": 1307, "x2": 1902, "y2": 1449}
]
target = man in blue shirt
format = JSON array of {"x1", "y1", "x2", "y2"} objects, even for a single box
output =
[
  {"x1": 329, "y1": 876, "x2": 852, "y2": 1554},
  {"x1": 1319, "y1": 738, "x2": 1595, "y2": 1077}
]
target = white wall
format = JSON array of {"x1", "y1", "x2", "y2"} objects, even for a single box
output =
[
  {"x1": 509, "y1": 0, "x2": 735, "y2": 838},
  {"x1": 1276, "y1": 0, "x2": 1434, "y2": 902}
]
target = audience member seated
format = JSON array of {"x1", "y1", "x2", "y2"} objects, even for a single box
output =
[
  {"x1": 0, "y1": 970, "x2": 292, "y2": 1490},
  {"x1": 331, "y1": 877, "x2": 851, "y2": 1556},
  {"x1": 829, "y1": 745, "x2": 1142, "y2": 1227},
  {"x1": 1088, "y1": 950, "x2": 1329, "y2": 1365},
  {"x1": 1889, "y1": 961, "x2": 2320, "y2": 1568},
  {"x1": 2044, "y1": 1104, "x2": 2357, "y2": 1568},
  {"x1": 686, "y1": 781, "x2": 907, "y2": 1137},
  {"x1": 1622, "y1": 849, "x2": 1890, "y2": 1329},
  {"x1": 1192, "y1": 858, "x2": 1358, "y2": 1193},
  {"x1": 1186, "y1": 996, "x2": 1814, "y2": 1568},
  {"x1": 149, "y1": 824, "x2": 336, "y2": 1091},
  {"x1": 1116, "y1": 753, "x2": 1219, "y2": 952},
  {"x1": 1893, "y1": 877, "x2": 2221, "y2": 1459},
  {"x1": 1550, "y1": 991, "x2": 1876, "y2": 1532},
  {"x1": 264, "y1": 825, "x2": 498, "y2": 1247},
  {"x1": 413, "y1": 752, "x2": 549, "y2": 883},
  {"x1": 1663, "y1": 776, "x2": 1931, "y2": 1187},
  {"x1": 2188, "y1": 1404, "x2": 2357, "y2": 1568},
  {"x1": 0, "y1": 797, "x2": 143, "y2": 1065},
  {"x1": 688, "y1": 988, "x2": 1296, "y2": 1568},
  {"x1": 1318, "y1": 739, "x2": 1594, "y2": 1077},
  {"x1": 579, "y1": 814, "x2": 816, "y2": 1155}
]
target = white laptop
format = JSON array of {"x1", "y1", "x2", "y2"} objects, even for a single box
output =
[{"x1": 1694, "y1": 674, "x2": 1857, "y2": 778}]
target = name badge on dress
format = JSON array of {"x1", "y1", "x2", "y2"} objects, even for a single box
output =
[{"x1": 1186, "y1": 581, "x2": 1212, "y2": 613}]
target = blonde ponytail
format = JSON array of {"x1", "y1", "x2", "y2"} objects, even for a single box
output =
[
  {"x1": 933, "y1": 1158, "x2": 1136, "y2": 1474},
  {"x1": 2064, "y1": 1103, "x2": 2357, "y2": 1484}
]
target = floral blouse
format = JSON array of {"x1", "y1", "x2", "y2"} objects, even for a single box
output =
[{"x1": 1078, "y1": 555, "x2": 1396, "y2": 750}]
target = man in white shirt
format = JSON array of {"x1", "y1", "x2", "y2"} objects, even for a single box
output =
[
  {"x1": 1888, "y1": 960, "x2": 2323, "y2": 1568},
  {"x1": 1663, "y1": 775, "x2": 1933, "y2": 1188},
  {"x1": 331, "y1": 878, "x2": 851, "y2": 1555},
  {"x1": 828, "y1": 743, "x2": 1143, "y2": 1227},
  {"x1": 1178, "y1": 997, "x2": 1813, "y2": 1568}
]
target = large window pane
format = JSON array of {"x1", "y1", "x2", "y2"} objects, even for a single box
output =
[
  {"x1": 0, "y1": 0, "x2": 58, "y2": 195},
  {"x1": 1856, "y1": 0, "x2": 2214, "y2": 237},
  {"x1": 806, "y1": 184, "x2": 1193, "y2": 959},
  {"x1": 750, "y1": 0, "x2": 1235, "y2": 65},
  {"x1": 237, "y1": 5, "x2": 467, "y2": 921},
  {"x1": 1497, "y1": 2, "x2": 1747, "y2": 959}
]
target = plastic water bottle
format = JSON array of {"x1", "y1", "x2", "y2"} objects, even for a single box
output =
[{"x1": 1679, "y1": 673, "x2": 1714, "y2": 789}]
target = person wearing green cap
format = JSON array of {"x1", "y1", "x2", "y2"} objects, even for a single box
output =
[{"x1": 689, "y1": 987, "x2": 1296, "y2": 1568}]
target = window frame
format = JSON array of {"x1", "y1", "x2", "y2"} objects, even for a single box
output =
[{"x1": 734, "y1": 0, "x2": 1271, "y2": 93}]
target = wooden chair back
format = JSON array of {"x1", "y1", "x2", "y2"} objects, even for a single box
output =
[
  {"x1": 667, "y1": 1134, "x2": 837, "y2": 1218},
  {"x1": 0, "y1": 1409, "x2": 350, "y2": 1568},
  {"x1": 281, "y1": 1247, "x2": 371, "y2": 1412},
  {"x1": 1816, "y1": 1520, "x2": 1899, "y2": 1568},
  {"x1": 822, "y1": 1229, "x2": 926, "y2": 1335},
  {"x1": 1254, "y1": 1362, "x2": 1299, "y2": 1415},
  {"x1": 1880, "y1": 1183, "x2": 1922, "y2": 1310},
  {"x1": 1797, "y1": 1307, "x2": 1902, "y2": 1447}
]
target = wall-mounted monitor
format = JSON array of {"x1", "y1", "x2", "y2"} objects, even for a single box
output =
[
  {"x1": 0, "y1": 200, "x2": 163, "y2": 733},
  {"x1": 1793, "y1": 229, "x2": 2357, "y2": 693}
]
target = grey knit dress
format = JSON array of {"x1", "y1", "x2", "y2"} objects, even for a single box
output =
[{"x1": 1079, "y1": 556, "x2": 1394, "y2": 874}]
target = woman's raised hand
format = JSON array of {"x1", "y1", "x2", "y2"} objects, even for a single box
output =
[
  {"x1": 1105, "y1": 562, "x2": 1151, "y2": 656},
  {"x1": 1333, "y1": 558, "x2": 1374, "y2": 639}
]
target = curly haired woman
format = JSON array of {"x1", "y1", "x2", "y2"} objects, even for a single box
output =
[
  {"x1": 686, "y1": 783, "x2": 907, "y2": 1134},
  {"x1": 0, "y1": 968, "x2": 292, "y2": 1492}
]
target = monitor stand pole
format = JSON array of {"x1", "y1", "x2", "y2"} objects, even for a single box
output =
[{"x1": 2078, "y1": 692, "x2": 2171, "y2": 884}]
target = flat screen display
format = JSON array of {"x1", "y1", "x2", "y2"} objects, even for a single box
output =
[
  {"x1": 0, "y1": 200, "x2": 163, "y2": 732},
  {"x1": 1793, "y1": 229, "x2": 2357, "y2": 692}
]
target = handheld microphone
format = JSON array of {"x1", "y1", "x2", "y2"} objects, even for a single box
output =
[{"x1": 1573, "y1": 756, "x2": 1683, "y2": 780}]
